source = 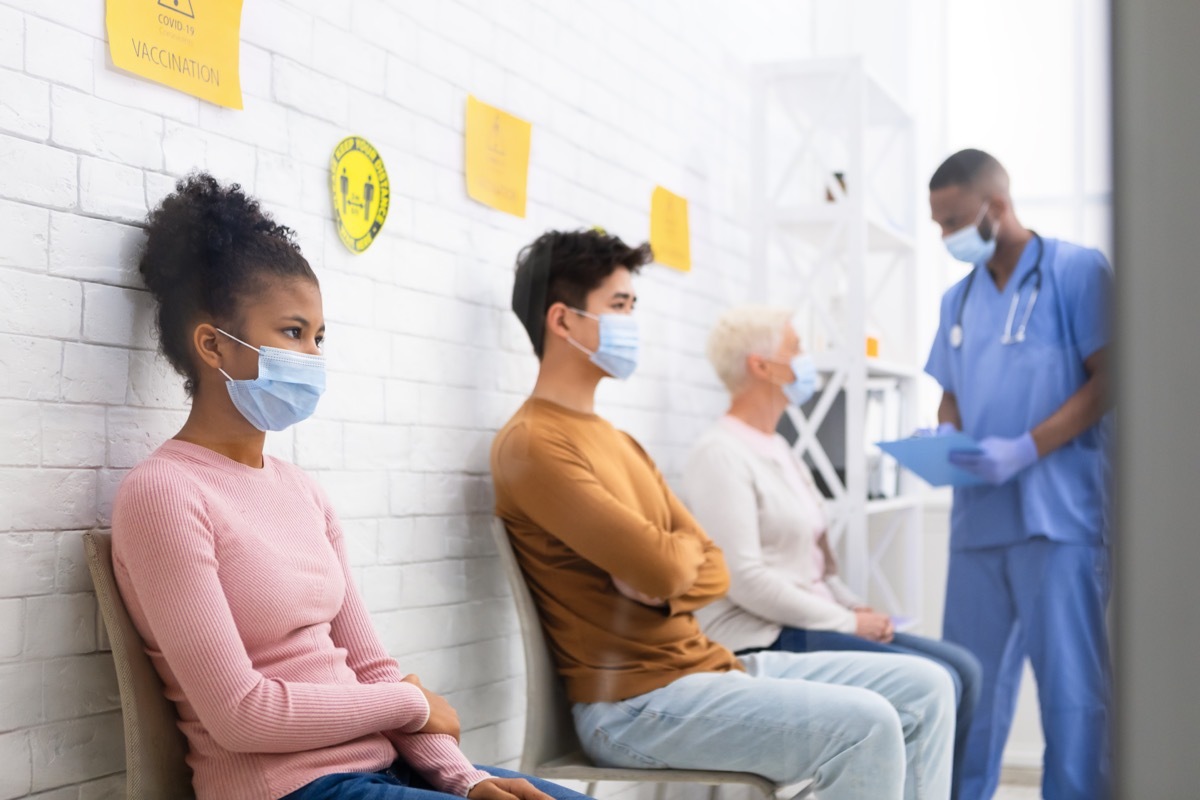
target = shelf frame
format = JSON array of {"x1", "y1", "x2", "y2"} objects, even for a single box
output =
[{"x1": 752, "y1": 57, "x2": 925, "y2": 621}]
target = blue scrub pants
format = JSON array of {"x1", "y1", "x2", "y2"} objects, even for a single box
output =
[{"x1": 944, "y1": 537, "x2": 1111, "y2": 800}]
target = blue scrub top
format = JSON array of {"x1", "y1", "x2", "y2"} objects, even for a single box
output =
[{"x1": 925, "y1": 236, "x2": 1113, "y2": 550}]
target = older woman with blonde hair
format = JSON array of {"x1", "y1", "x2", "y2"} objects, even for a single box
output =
[{"x1": 684, "y1": 305, "x2": 982, "y2": 800}]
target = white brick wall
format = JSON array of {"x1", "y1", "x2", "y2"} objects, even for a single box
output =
[{"x1": 0, "y1": 1, "x2": 815, "y2": 796}]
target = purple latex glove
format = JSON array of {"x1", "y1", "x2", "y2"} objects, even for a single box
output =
[{"x1": 949, "y1": 432, "x2": 1039, "y2": 485}]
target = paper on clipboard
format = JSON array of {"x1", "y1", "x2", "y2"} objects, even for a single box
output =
[{"x1": 876, "y1": 433, "x2": 987, "y2": 487}]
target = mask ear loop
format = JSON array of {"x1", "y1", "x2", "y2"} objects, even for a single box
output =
[
  {"x1": 215, "y1": 328, "x2": 260, "y2": 382},
  {"x1": 564, "y1": 336, "x2": 597, "y2": 358},
  {"x1": 564, "y1": 308, "x2": 598, "y2": 357},
  {"x1": 216, "y1": 328, "x2": 260, "y2": 353},
  {"x1": 973, "y1": 201, "x2": 990, "y2": 226},
  {"x1": 976, "y1": 200, "x2": 1003, "y2": 244},
  {"x1": 749, "y1": 353, "x2": 781, "y2": 388}
]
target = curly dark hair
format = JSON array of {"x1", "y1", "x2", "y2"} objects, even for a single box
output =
[
  {"x1": 511, "y1": 229, "x2": 653, "y2": 358},
  {"x1": 138, "y1": 172, "x2": 317, "y2": 396}
]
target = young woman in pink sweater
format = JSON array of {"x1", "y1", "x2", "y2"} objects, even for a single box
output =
[{"x1": 112, "y1": 174, "x2": 589, "y2": 800}]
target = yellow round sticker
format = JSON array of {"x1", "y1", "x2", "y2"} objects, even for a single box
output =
[{"x1": 330, "y1": 136, "x2": 389, "y2": 253}]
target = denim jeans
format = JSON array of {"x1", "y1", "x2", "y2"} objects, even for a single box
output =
[
  {"x1": 759, "y1": 628, "x2": 982, "y2": 800},
  {"x1": 281, "y1": 762, "x2": 591, "y2": 800},
  {"x1": 573, "y1": 650, "x2": 955, "y2": 800}
]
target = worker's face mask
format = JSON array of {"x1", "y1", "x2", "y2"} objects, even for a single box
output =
[
  {"x1": 216, "y1": 329, "x2": 326, "y2": 432},
  {"x1": 943, "y1": 201, "x2": 999, "y2": 264},
  {"x1": 566, "y1": 309, "x2": 640, "y2": 380}
]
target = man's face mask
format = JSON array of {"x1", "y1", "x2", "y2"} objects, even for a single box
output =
[
  {"x1": 942, "y1": 201, "x2": 999, "y2": 264},
  {"x1": 565, "y1": 309, "x2": 640, "y2": 380}
]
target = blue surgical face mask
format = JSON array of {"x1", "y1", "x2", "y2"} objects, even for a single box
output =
[
  {"x1": 942, "y1": 201, "x2": 999, "y2": 264},
  {"x1": 567, "y1": 309, "x2": 639, "y2": 380},
  {"x1": 216, "y1": 329, "x2": 326, "y2": 432},
  {"x1": 778, "y1": 354, "x2": 818, "y2": 406}
]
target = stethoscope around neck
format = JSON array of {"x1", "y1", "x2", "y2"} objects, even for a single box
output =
[{"x1": 949, "y1": 233, "x2": 1045, "y2": 349}]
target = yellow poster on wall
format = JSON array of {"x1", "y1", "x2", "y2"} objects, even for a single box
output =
[
  {"x1": 330, "y1": 136, "x2": 390, "y2": 254},
  {"x1": 650, "y1": 186, "x2": 691, "y2": 272},
  {"x1": 464, "y1": 95, "x2": 532, "y2": 218},
  {"x1": 106, "y1": 0, "x2": 244, "y2": 109}
]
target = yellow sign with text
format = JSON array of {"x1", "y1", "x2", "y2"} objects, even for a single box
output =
[
  {"x1": 464, "y1": 95, "x2": 532, "y2": 218},
  {"x1": 330, "y1": 136, "x2": 390, "y2": 254},
  {"x1": 106, "y1": 0, "x2": 244, "y2": 109},
  {"x1": 650, "y1": 186, "x2": 691, "y2": 272}
]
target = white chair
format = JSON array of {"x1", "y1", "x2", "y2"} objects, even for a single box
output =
[
  {"x1": 490, "y1": 518, "x2": 812, "y2": 800},
  {"x1": 84, "y1": 531, "x2": 195, "y2": 799}
]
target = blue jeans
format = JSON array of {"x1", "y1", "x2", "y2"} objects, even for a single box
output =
[
  {"x1": 757, "y1": 628, "x2": 982, "y2": 800},
  {"x1": 281, "y1": 762, "x2": 591, "y2": 800},
  {"x1": 573, "y1": 650, "x2": 955, "y2": 800}
]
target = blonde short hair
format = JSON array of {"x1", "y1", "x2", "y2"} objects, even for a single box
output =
[{"x1": 706, "y1": 305, "x2": 795, "y2": 393}]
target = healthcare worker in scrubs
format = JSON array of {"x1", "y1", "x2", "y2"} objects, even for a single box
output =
[{"x1": 924, "y1": 149, "x2": 1113, "y2": 800}]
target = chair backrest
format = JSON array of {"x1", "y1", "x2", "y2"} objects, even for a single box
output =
[
  {"x1": 490, "y1": 518, "x2": 587, "y2": 771},
  {"x1": 84, "y1": 531, "x2": 195, "y2": 799}
]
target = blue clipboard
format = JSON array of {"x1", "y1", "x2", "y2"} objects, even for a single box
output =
[{"x1": 876, "y1": 433, "x2": 987, "y2": 488}]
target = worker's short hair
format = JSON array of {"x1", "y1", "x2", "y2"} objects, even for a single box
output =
[{"x1": 929, "y1": 148, "x2": 1004, "y2": 192}]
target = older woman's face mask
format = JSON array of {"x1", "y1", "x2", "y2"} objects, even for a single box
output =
[
  {"x1": 760, "y1": 350, "x2": 817, "y2": 406},
  {"x1": 778, "y1": 354, "x2": 818, "y2": 406}
]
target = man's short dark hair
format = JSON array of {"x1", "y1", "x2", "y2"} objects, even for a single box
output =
[
  {"x1": 512, "y1": 229, "x2": 653, "y2": 358},
  {"x1": 929, "y1": 148, "x2": 1003, "y2": 192}
]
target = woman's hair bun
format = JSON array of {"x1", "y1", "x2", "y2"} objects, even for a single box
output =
[
  {"x1": 139, "y1": 172, "x2": 298, "y2": 304},
  {"x1": 137, "y1": 171, "x2": 315, "y2": 396}
]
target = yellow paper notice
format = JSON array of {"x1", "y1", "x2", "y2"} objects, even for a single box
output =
[
  {"x1": 106, "y1": 0, "x2": 244, "y2": 109},
  {"x1": 330, "y1": 136, "x2": 390, "y2": 254},
  {"x1": 650, "y1": 186, "x2": 691, "y2": 272},
  {"x1": 464, "y1": 95, "x2": 532, "y2": 218}
]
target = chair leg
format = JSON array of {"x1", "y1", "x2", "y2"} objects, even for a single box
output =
[
  {"x1": 785, "y1": 782, "x2": 814, "y2": 800},
  {"x1": 585, "y1": 782, "x2": 598, "y2": 798},
  {"x1": 707, "y1": 784, "x2": 720, "y2": 800},
  {"x1": 653, "y1": 783, "x2": 667, "y2": 800}
]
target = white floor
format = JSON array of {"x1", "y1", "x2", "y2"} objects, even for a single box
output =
[
  {"x1": 994, "y1": 786, "x2": 1041, "y2": 800},
  {"x1": 991, "y1": 763, "x2": 1044, "y2": 799}
]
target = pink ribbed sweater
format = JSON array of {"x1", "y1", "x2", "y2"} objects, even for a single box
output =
[{"x1": 112, "y1": 439, "x2": 491, "y2": 800}]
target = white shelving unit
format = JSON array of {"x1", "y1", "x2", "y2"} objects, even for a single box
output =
[{"x1": 750, "y1": 57, "x2": 924, "y2": 621}]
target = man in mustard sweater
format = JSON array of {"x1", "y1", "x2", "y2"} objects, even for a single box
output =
[{"x1": 491, "y1": 229, "x2": 955, "y2": 800}]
